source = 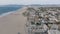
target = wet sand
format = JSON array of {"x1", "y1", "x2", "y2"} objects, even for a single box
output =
[{"x1": 0, "y1": 7, "x2": 27, "y2": 34}]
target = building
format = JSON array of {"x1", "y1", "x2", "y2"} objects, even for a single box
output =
[{"x1": 25, "y1": 6, "x2": 60, "y2": 34}]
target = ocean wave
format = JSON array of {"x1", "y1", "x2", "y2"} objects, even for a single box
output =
[{"x1": 0, "y1": 11, "x2": 16, "y2": 17}]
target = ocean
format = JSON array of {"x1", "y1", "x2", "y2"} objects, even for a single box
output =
[{"x1": 0, "y1": 5, "x2": 22, "y2": 16}]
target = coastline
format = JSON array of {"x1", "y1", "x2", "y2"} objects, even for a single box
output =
[
  {"x1": 0, "y1": 11, "x2": 16, "y2": 17},
  {"x1": 0, "y1": 7, "x2": 23, "y2": 17},
  {"x1": 0, "y1": 7, "x2": 28, "y2": 34}
]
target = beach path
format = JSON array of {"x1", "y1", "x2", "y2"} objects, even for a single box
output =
[{"x1": 0, "y1": 7, "x2": 27, "y2": 34}]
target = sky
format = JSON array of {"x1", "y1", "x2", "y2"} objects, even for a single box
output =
[{"x1": 0, "y1": 0, "x2": 60, "y2": 5}]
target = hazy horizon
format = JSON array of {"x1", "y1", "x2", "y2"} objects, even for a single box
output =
[{"x1": 0, "y1": 0, "x2": 60, "y2": 5}]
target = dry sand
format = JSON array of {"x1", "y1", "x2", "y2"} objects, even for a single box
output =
[{"x1": 0, "y1": 7, "x2": 27, "y2": 34}]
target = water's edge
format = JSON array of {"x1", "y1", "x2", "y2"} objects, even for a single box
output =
[
  {"x1": 0, "y1": 11, "x2": 16, "y2": 17},
  {"x1": 0, "y1": 7, "x2": 24, "y2": 17}
]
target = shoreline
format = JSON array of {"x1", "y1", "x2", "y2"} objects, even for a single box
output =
[
  {"x1": 0, "y1": 7, "x2": 25, "y2": 17},
  {"x1": 0, "y1": 11, "x2": 16, "y2": 17}
]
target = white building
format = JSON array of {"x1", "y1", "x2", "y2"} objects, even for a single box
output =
[{"x1": 48, "y1": 30, "x2": 60, "y2": 34}]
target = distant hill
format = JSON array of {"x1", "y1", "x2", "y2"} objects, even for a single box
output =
[{"x1": 27, "y1": 4, "x2": 60, "y2": 7}]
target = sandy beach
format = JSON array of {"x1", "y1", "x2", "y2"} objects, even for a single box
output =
[{"x1": 0, "y1": 7, "x2": 27, "y2": 34}]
